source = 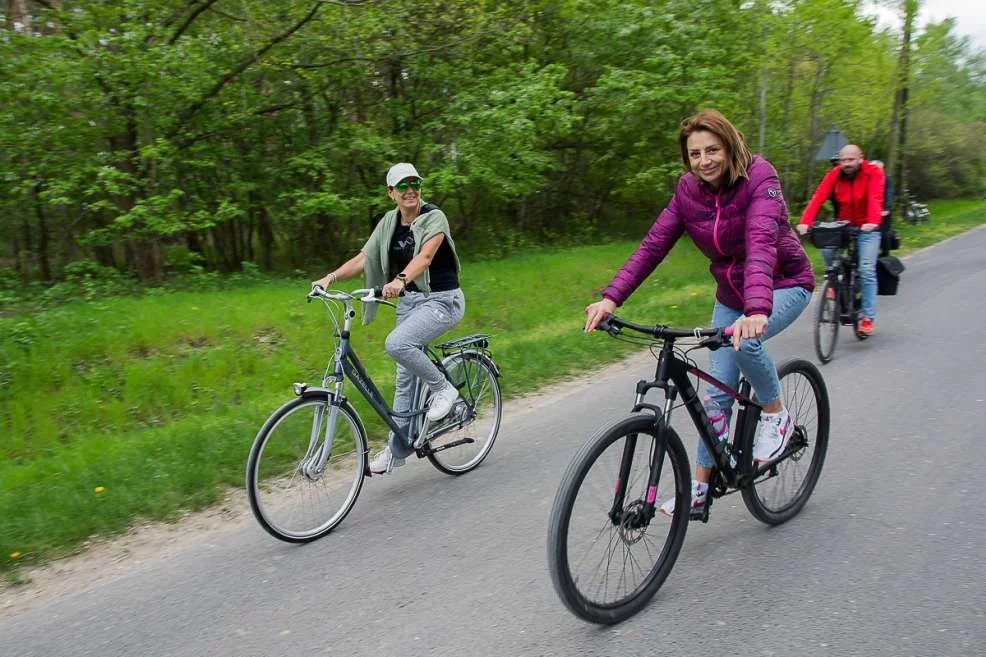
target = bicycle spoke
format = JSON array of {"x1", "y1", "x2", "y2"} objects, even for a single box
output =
[
  {"x1": 553, "y1": 425, "x2": 688, "y2": 617},
  {"x1": 247, "y1": 398, "x2": 366, "y2": 542},
  {"x1": 742, "y1": 360, "x2": 829, "y2": 525},
  {"x1": 427, "y1": 354, "x2": 500, "y2": 474}
]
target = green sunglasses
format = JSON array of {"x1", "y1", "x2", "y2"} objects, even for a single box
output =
[{"x1": 393, "y1": 180, "x2": 422, "y2": 193}]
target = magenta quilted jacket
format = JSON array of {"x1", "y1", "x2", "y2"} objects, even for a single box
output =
[{"x1": 602, "y1": 156, "x2": 814, "y2": 317}]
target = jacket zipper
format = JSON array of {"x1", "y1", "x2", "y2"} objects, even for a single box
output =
[
  {"x1": 713, "y1": 193, "x2": 743, "y2": 303},
  {"x1": 713, "y1": 194, "x2": 723, "y2": 255}
]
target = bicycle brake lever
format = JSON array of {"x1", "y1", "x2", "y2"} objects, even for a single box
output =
[
  {"x1": 308, "y1": 284, "x2": 325, "y2": 303},
  {"x1": 596, "y1": 318, "x2": 621, "y2": 336}
]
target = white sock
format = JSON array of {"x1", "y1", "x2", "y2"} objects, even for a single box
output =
[
  {"x1": 694, "y1": 480, "x2": 709, "y2": 497},
  {"x1": 761, "y1": 408, "x2": 789, "y2": 423}
]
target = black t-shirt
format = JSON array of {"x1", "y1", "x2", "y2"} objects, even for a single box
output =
[{"x1": 388, "y1": 207, "x2": 459, "y2": 292}]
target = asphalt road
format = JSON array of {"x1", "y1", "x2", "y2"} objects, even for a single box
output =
[{"x1": 3, "y1": 227, "x2": 985, "y2": 657}]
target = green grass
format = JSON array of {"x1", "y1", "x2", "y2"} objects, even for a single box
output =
[{"x1": 1, "y1": 197, "x2": 983, "y2": 572}]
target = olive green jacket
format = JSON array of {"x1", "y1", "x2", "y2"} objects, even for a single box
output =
[{"x1": 360, "y1": 203, "x2": 461, "y2": 325}]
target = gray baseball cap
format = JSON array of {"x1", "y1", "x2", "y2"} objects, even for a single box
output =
[{"x1": 386, "y1": 163, "x2": 421, "y2": 187}]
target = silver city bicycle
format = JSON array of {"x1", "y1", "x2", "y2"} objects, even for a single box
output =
[{"x1": 246, "y1": 285, "x2": 501, "y2": 543}]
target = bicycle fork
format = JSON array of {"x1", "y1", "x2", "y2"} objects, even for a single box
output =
[
  {"x1": 299, "y1": 399, "x2": 342, "y2": 479},
  {"x1": 608, "y1": 419, "x2": 669, "y2": 529}
]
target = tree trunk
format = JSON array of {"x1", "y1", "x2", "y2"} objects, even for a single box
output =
[
  {"x1": 887, "y1": 0, "x2": 918, "y2": 214},
  {"x1": 258, "y1": 205, "x2": 274, "y2": 271},
  {"x1": 757, "y1": 21, "x2": 769, "y2": 156},
  {"x1": 780, "y1": 32, "x2": 798, "y2": 193},
  {"x1": 803, "y1": 63, "x2": 828, "y2": 201},
  {"x1": 32, "y1": 181, "x2": 51, "y2": 282},
  {"x1": 5, "y1": 0, "x2": 30, "y2": 33},
  {"x1": 110, "y1": 102, "x2": 163, "y2": 282}
]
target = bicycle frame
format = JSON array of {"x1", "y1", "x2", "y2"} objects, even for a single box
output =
[
  {"x1": 601, "y1": 315, "x2": 809, "y2": 525},
  {"x1": 825, "y1": 229, "x2": 861, "y2": 324},
  {"x1": 606, "y1": 334, "x2": 763, "y2": 527},
  {"x1": 304, "y1": 287, "x2": 493, "y2": 472},
  {"x1": 321, "y1": 295, "x2": 430, "y2": 447},
  {"x1": 644, "y1": 339, "x2": 761, "y2": 485}
]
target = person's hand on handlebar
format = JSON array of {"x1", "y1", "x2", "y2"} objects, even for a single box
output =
[
  {"x1": 795, "y1": 224, "x2": 809, "y2": 236},
  {"x1": 584, "y1": 298, "x2": 617, "y2": 333},
  {"x1": 729, "y1": 314, "x2": 767, "y2": 350},
  {"x1": 311, "y1": 272, "x2": 337, "y2": 289},
  {"x1": 381, "y1": 278, "x2": 405, "y2": 299}
]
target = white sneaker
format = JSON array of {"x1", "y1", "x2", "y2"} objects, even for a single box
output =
[
  {"x1": 752, "y1": 409, "x2": 793, "y2": 463},
  {"x1": 658, "y1": 480, "x2": 707, "y2": 517},
  {"x1": 368, "y1": 446, "x2": 405, "y2": 475},
  {"x1": 426, "y1": 382, "x2": 460, "y2": 421}
]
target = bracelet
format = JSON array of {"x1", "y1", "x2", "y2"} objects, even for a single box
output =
[{"x1": 328, "y1": 272, "x2": 337, "y2": 284}]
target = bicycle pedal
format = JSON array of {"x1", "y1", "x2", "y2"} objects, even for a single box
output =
[{"x1": 689, "y1": 506, "x2": 711, "y2": 523}]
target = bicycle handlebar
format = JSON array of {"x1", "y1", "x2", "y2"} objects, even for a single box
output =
[
  {"x1": 597, "y1": 315, "x2": 732, "y2": 343},
  {"x1": 307, "y1": 285, "x2": 405, "y2": 304},
  {"x1": 804, "y1": 220, "x2": 860, "y2": 239}
]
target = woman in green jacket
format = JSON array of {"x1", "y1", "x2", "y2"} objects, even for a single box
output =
[{"x1": 312, "y1": 163, "x2": 465, "y2": 474}]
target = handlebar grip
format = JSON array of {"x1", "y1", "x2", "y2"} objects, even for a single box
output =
[
  {"x1": 371, "y1": 287, "x2": 406, "y2": 298},
  {"x1": 595, "y1": 317, "x2": 621, "y2": 336},
  {"x1": 307, "y1": 284, "x2": 325, "y2": 303}
]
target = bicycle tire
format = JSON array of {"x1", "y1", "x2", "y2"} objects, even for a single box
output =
[
  {"x1": 740, "y1": 359, "x2": 829, "y2": 525},
  {"x1": 813, "y1": 280, "x2": 839, "y2": 363},
  {"x1": 548, "y1": 416, "x2": 690, "y2": 624},
  {"x1": 246, "y1": 393, "x2": 367, "y2": 542},
  {"x1": 425, "y1": 352, "x2": 501, "y2": 475},
  {"x1": 849, "y1": 271, "x2": 866, "y2": 339}
]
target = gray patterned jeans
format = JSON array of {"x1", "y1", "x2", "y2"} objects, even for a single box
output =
[{"x1": 384, "y1": 289, "x2": 465, "y2": 458}]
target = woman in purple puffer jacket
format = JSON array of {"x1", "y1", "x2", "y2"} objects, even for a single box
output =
[{"x1": 584, "y1": 109, "x2": 815, "y2": 516}]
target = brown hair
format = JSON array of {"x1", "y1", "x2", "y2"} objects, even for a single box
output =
[{"x1": 678, "y1": 109, "x2": 753, "y2": 188}]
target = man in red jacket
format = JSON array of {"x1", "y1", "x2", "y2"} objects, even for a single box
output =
[{"x1": 797, "y1": 144, "x2": 884, "y2": 336}]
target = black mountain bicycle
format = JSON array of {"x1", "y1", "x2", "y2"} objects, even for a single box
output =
[
  {"x1": 547, "y1": 316, "x2": 829, "y2": 624},
  {"x1": 246, "y1": 286, "x2": 501, "y2": 543},
  {"x1": 810, "y1": 221, "x2": 868, "y2": 364}
]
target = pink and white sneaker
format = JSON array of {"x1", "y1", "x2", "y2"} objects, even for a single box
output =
[
  {"x1": 658, "y1": 480, "x2": 708, "y2": 517},
  {"x1": 752, "y1": 408, "x2": 792, "y2": 463}
]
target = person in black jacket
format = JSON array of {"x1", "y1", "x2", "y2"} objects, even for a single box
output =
[{"x1": 870, "y1": 160, "x2": 894, "y2": 257}]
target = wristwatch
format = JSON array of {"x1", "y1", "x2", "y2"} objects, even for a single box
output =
[{"x1": 396, "y1": 272, "x2": 408, "y2": 287}]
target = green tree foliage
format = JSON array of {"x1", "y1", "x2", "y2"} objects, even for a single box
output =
[{"x1": 1, "y1": 0, "x2": 984, "y2": 287}]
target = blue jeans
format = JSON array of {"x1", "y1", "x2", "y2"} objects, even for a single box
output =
[
  {"x1": 385, "y1": 289, "x2": 465, "y2": 458},
  {"x1": 695, "y1": 286, "x2": 811, "y2": 469},
  {"x1": 822, "y1": 230, "x2": 880, "y2": 320}
]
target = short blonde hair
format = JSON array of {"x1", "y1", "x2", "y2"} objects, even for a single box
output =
[{"x1": 678, "y1": 109, "x2": 753, "y2": 188}]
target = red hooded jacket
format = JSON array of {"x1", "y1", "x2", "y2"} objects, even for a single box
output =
[{"x1": 799, "y1": 160, "x2": 885, "y2": 228}]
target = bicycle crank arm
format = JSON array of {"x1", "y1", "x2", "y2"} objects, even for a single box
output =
[{"x1": 420, "y1": 437, "x2": 476, "y2": 454}]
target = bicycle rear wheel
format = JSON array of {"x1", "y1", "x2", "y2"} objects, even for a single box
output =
[
  {"x1": 426, "y1": 352, "x2": 501, "y2": 475},
  {"x1": 813, "y1": 280, "x2": 839, "y2": 363},
  {"x1": 740, "y1": 359, "x2": 829, "y2": 525},
  {"x1": 247, "y1": 394, "x2": 367, "y2": 542},
  {"x1": 547, "y1": 416, "x2": 690, "y2": 624}
]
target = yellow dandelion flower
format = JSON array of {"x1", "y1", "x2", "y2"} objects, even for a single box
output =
[
  {"x1": 10, "y1": 552, "x2": 20, "y2": 560},
  {"x1": 94, "y1": 486, "x2": 105, "y2": 494}
]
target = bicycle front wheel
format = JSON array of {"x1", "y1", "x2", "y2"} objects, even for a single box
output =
[
  {"x1": 813, "y1": 280, "x2": 839, "y2": 363},
  {"x1": 740, "y1": 359, "x2": 830, "y2": 525},
  {"x1": 247, "y1": 394, "x2": 367, "y2": 542},
  {"x1": 426, "y1": 353, "x2": 501, "y2": 475},
  {"x1": 547, "y1": 416, "x2": 690, "y2": 624}
]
